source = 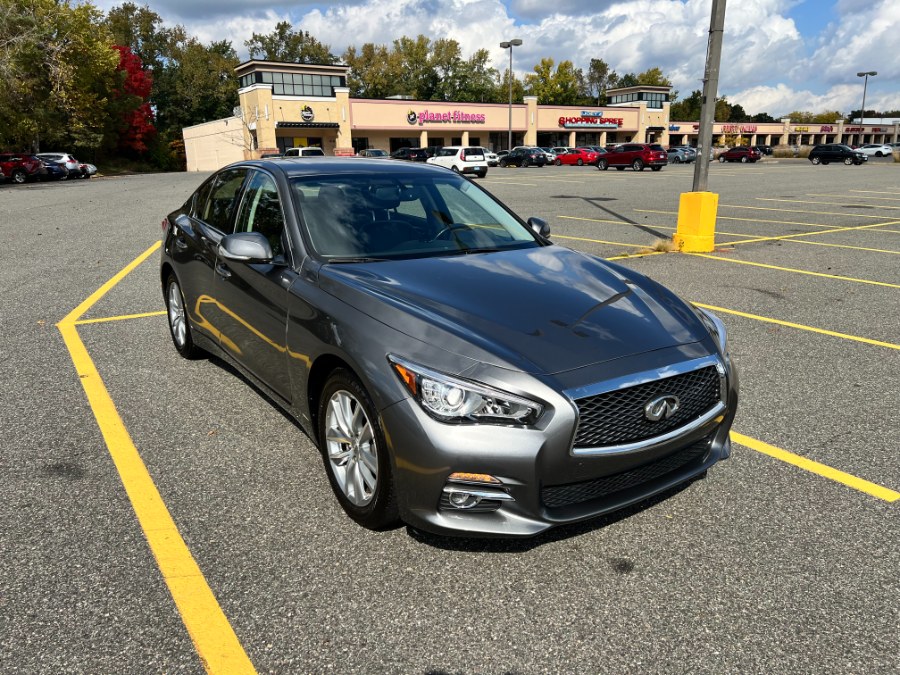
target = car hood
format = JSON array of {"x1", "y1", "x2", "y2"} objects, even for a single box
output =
[{"x1": 318, "y1": 246, "x2": 708, "y2": 375}]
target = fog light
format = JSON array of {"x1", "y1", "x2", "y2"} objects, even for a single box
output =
[{"x1": 448, "y1": 491, "x2": 482, "y2": 509}]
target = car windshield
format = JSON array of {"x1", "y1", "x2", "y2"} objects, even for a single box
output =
[{"x1": 293, "y1": 173, "x2": 541, "y2": 261}]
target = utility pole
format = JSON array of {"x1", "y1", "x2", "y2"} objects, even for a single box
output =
[{"x1": 692, "y1": 0, "x2": 727, "y2": 192}]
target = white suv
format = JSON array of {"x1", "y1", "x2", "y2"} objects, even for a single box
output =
[
  {"x1": 426, "y1": 146, "x2": 489, "y2": 177},
  {"x1": 284, "y1": 147, "x2": 326, "y2": 157}
]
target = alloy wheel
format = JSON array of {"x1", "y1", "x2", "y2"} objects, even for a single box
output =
[{"x1": 325, "y1": 390, "x2": 378, "y2": 507}]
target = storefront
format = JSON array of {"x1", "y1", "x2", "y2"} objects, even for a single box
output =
[{"x1": 181, "y1": 60, "x2": 899, "y2": 171}]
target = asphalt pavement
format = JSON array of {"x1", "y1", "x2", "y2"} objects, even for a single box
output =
[{"x1": 1, "y1": 157, "x2": 897, "y2": 674}]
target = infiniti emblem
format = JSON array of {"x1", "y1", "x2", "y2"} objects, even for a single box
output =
[{"x1": 644, "y1": 394, "x2": 680, "y2": 422}]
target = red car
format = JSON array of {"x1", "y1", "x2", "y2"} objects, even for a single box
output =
[
  {"x1": 0, "y1": 153, "x2": 44, "y2": 184},
  {"x1": 597, "y1": 143, "x2": 668, "y2": 171},
  {"x1": 718, "y1": 146, "x2": 761, "y2": 163},
  {"x1": 555, "y1": 147, "x2": 599, "y2": 166}
]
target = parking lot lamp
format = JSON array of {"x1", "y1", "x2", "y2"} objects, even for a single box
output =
[
  {"x1": 856, "y1": 71, "x2": 877, "y2": 131},
  {"x1": 500, "y1": 39, "x2": 523, "y2": 151}
]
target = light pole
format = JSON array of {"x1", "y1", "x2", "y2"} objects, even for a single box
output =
[
  {"x1": 500, "y1": 39, "x2": 522, "y2": 151},
  {"x1": 856, "y1": 71, "x2": 877, "y2": 140}
]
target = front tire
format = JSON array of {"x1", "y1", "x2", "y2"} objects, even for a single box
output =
[
  {"x1": 12, "y1": 169, "x2": 27, "y2": 184},
  {"x1": 165, "y1": 274, "x2": 203, "y2": 359},
  {"x1": 844, "y1": 157, "x2": 853, "y2": 165},
  {"x1": 555, "y1": 159, "x2": 562, "y2": 166},
  {"x1": 318, "y1": 369, "x2": 398, "y2": 530}
]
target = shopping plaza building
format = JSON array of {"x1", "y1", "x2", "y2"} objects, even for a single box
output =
[{"x1": 183, "y1": 59, "x2": 900, "y2": 171}]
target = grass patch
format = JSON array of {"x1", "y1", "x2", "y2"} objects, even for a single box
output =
[{"x1": 637, "y1": 238, "x2": 677, "y2": 254}]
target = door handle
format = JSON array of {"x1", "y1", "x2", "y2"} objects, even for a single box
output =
[
  {"x1": 174, "y1": 237, "x2": 188, "y2": 251},
  {"x1": 215, "y1": 262, "x2": 232, "y2": 279}
]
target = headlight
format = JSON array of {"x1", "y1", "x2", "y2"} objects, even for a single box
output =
[
  {"x1": 695, "y1": 306, "x2": 729, "y2": 355},
  {"x1": 389, "y1": 356, "x2": 543, "y2": 426}
]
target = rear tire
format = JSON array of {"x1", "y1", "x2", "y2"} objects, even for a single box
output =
[
  {"x1": 576, "y1": 158, "x2": 583, "y2": 166},
  {"x1": 719, "y1": 156, "x2": 726, "y2": 163},
  {"x1": 632, "y1": 159, "x2": 644, "y2": 171},
  {"x1": 741, "y1": 156, "x2": 748, "y2": 163},
  {"x1": 318, "y1": 369, "x2": 399, "y2": 530},
  {"x1": 597, "y1": 159, "x2": 608, "y2": 171},
  {"x1": 810, "y1": 157, "x2": 821, "y2": 165}
]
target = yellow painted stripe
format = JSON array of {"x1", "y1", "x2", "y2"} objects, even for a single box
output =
[
  {"x1": 688, "y1": 253, "x2": 900, "y2": 288},
  {"x1": 720, "y1": 203, "x2": 889, "y2": 220},
  {"x1": 731, "y1": 432, "x2": 900, "y2": 502},
  {"x1": 756, "y1": 197, "x2": 900, "y2": 211},
  {"x1": 693, "y1": 302, "x2": 900, "y2": 350},
  {"x1": 634, "y1": 209, "x2": 845, "y2": 229},
  {"x1": 606, "y1": 250, "x2": 666, "y2": 261},
  {"x1": 75, "y1": 310, "x2": 167, "y2": 325},
  {"x1": 809, "y1": 192, "x2": 900, "y2": 201},
  {"x1": 721, "y1": 220, "x2": 900, "y2": 245},
  {"x1": 556, "y1": 215, "x2": 755, "y2": 239},
  {"x1": 554, "y1": 234, "x2": 645, "y2": 248},
  {"x1": 785, "y1": 239, "x2": 900, "y2": 255},
  {"x1": 58, "y1": 243, "x2": 256, "y2": 674}
]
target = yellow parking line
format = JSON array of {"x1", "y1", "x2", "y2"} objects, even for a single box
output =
[
  {"x1": 731, "y1": 432, "x2": 900, "y2": 502},
  {"x1": 756, "y1": 197, "x2": 900, "y2": 211},
  {"x1": 721, "y1": 203, "x2": 890, "y2": 220},
  {"x1": 693, "y1": 302, "x2": 900, "y2": 351},
  {"x1": 554, "y1": 234, "x2": 645, "y2": 248},
  {"x1": 557, "y1": 215, "x2": 755, "y2": 239},
  {"x1": 721, "y1": 220, "x2": 900, "y2": 245},
  {"x1": 634, "y1": 209, "x2": 844, "y2": 229},
  {"x1": 809, "y1": 192, "x2": 900, "y2": 201},
  {"x1": 57, "y1": 242, "x2": 256, "y2": 674},
  {"x1": 688, "y1": 253, "x2": 900, "y2": 288},
  {"x1": 784, "y1": 240, "x2": 900, "y2": 255},
  {"x1": 75, "y1": 310, "x2": 167, "y2": 325},
  {"x1": 606, "y1": 251, "x2": 665, "y2": 261}
]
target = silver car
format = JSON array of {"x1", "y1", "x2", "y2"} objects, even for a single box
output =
[{"x1": 160, "y1": 158, "x2": 738, "y2": 537}]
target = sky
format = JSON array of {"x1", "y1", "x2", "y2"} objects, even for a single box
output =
[{"x1": 86, "y1": 0, "x2": 900, "y2": 118}]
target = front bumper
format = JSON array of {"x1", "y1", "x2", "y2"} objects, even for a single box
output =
[{"x1": 380, "y1": 351, "x2": 738, "y2": 538}]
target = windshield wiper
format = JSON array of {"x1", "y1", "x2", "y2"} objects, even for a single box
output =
[{"x1": 326, "y1": 256, "x2": 389, "y2": 264}]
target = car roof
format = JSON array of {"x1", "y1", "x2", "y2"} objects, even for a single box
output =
[{"x1": 232, "y1": 157, "x2": 452, "y2": 178}]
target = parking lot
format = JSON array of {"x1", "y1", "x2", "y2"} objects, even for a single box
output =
[{"x1": 1, "y1": 158, "x2": 898, "y2": 673}]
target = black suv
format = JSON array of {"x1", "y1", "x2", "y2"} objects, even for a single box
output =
[
  {"x1": 808, "y1": 144, "x2": 867, "y2": 166},
  {"x1": 498, "y1": 147, "x2": 546, "y2": 168},
  {"x1": 390, "y1": 147, "x2": 428, "y2": 161}
]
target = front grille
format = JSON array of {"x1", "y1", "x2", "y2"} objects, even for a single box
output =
[
  {"x1": 573, "y1": 366, "x2": 720, "y2": 448},
  {"x1": 542, "y1": 437, "x2": 711, "y2": 509}
]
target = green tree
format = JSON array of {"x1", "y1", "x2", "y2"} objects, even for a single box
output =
[
  {"x1": 524, "y1": 58, "x2": 582, "y2": 105},
  {"x1": 245, "y1": 21, "x2": 336, "y2": 64},
  {"x1": 495, "y1": 68, "x2": 525, "y2": 105},
  {"x1": 669, "y1": 90, "x2": 702, "y2": 121},
  {"x1": 751, "y1": 111, "x2": 776, "y2": 123},
  {"x1": 585, "y1": 58, "x2": 618, "y2": 105},
  {"x1": 391, "y1": 35, "x2": 435, "y2": 99},
  {"x1": 635, "y1": 67, "x2": 672, "y2": 87},
  {"x1": 0, "y1": 0, "x2": 118, "y2": 153},
  {"x1": 343, "y1": 42, "x2": 399, "y2": 98},
  {"x1": 105, "y1": 2, "x2": 169, "y2": 74}
]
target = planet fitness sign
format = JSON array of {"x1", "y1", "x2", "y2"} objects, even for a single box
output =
[
  {"x1": 407, "y1": 109, "x2": 486, "y2": 125},
  {"x1": 559, "y1": 111, "x2": 623, "y2": 129}
]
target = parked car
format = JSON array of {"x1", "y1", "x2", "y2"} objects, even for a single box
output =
[
  {"x1": 160, "y1": 157, "x2": 738, "y2": 537},
  {"x1": 357, "y1": 149, "x2": 389, "y2": 158},
  {"x1": 478, "y1": 147, "x2": 499, "y2": 167},
  {"x1": 666, "y1": 148, "x2": 694, "y2": 164},
  {"x1": 857, "y1": 144, "x2": 893, "y2": 157},
  {"x1": 390, "y1": 147, "x2": 429, "y2": 161},
  {"x1": 426, "y1": 146, "x2": 489, "y2": 177},
  {"x1": 499, "y1": 147, "x2": 547, "y2": 168},
  {"x1": 807, "y1": 144, "x2": 867, "y2": 165},
  {"x1": 718, "y1": 146, "x2": 762, "y2": 163},
  {"x1": 0, "y1": 153, "x2": 44, "y2": 184},
  {"x1": 539, "y1": 147, "x2": 557, "y2": 163},
  {"x1": 555, "y1": 147, "x2": 599, "y2": 166},
  {"x1": 284, "y1": 147, "x2": 326, "y2": 158},
  {"x1": 35, "y1": 152, "x2": 87, "y2": 178},
  {"x1": 752, "y1": 145, "x2": 773, "y2": 156},
  {"x1": 597, "y1": 143, "x2": 667, "y2": 171},
  {"x1": 496, "y1": 150, "x2": 510, "y2": 159},
  {"x1": 38, "y1": 158, "x2": 69, "y2": 180}
]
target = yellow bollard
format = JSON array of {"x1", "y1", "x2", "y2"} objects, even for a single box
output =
[{"x1": 673, "y1": 191, "x2": 718, "y2": 252}]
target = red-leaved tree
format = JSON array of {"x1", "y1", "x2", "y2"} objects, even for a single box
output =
[{"x1": 112, "y1": 45, "x2": 156, "y2": 153}]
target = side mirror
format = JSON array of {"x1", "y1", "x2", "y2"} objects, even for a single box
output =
[
  {"x1": 218, "y1": 232, "x2": 273, "y2": 263},
  {"x1": 527, "y1": 217, "x2": 551, "y2": 239}
]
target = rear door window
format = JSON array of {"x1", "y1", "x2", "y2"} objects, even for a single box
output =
[{"x1": 201, "y1": 168, "x2": 248, "y2": 234}]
